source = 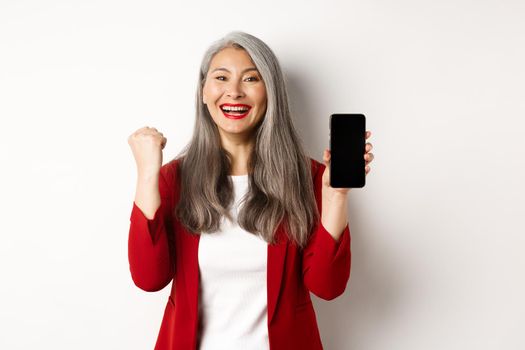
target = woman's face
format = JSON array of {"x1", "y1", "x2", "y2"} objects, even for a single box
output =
[{"x1": 202, "y1": 47, "x2": 267, "y2": 141}]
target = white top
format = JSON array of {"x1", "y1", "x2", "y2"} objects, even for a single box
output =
[{"x1": 197, "y1": 175, "x2": 269, "y2": 350}]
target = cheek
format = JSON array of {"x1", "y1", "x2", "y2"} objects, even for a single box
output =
[
  {"x1": 259, "y1": 93, "x2": 267, "y2": 109},
  {"x1": 251, "y1": 86, "x2": 267, "y2": 105},
  {"x1": 205, "y1": 84, "x2": 223, "y2": 99}
]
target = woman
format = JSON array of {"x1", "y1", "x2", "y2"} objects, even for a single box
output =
[{"x1": 127, "y1": 31, "x2": 374, "y2": 350}]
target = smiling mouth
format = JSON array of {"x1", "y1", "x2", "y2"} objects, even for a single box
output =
[{"x1": 220, "y1": 104, "x2": 252, "y2": 119}]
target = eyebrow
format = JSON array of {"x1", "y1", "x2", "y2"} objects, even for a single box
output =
[{"x1": 210, "y1": 67, "x2": 259, "y2": 74}]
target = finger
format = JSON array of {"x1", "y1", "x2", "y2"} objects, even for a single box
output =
[
  {"x1": 364, "y1": 153, "x2": 374, "y2": 162},
  {"x1": 142, "y1": 127, "x2": 158, "y2": 133},
  {"x1": 133, "y1": 126, "x2": 149, "y2": 135},
  {"x1": 323, "y1": 149, "x2": 330, "y2": 165},
  {"x1": 365, "y1": 142, "x2": 373, "y2": 152},
  {"x1": 141, "y1": 129, "x2": 161, "y2": 136},
  {"x1": 365, "y1": 165, "x2": 370, "y2": 174},
  {"x1": 366, "y1": 131, "x2": 371, "y2": 139}
]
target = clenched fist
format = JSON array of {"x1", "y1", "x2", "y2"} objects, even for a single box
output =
[{"x1": 128, "y1": 126, "x2": 167, "y2": 178}]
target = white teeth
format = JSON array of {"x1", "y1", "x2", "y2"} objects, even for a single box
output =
[{"x1": 221, "y1": 106, "x2": 249, "y2": 112}]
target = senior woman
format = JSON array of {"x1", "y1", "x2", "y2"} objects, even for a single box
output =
[{"x1": 127, "y1": 30, "x2": 374, "y2": 350}]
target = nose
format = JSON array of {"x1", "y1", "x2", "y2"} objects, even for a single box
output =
[{"x1": 225, "y1": 79, "x2": 245, "y2": 99}]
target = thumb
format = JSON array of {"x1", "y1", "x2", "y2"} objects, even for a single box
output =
[{"x1": 323, "y1": 149, "x2": 331, "y2": 168}]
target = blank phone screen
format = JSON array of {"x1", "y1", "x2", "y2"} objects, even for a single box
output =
[{"x1": 330, "y1": 114, "x2": 366, "y2": 188}]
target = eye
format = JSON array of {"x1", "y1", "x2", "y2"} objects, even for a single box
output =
[{"x1": 214, "y1": 75, "x2": 259, "y2": 82}]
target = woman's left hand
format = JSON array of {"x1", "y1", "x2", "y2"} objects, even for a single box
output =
[
  {"x1": 320, "y1": 131, "x2": 374, "y2": 240},
  {"x1": 322, "y1": 130, "x2": 374, "y2": 196}
]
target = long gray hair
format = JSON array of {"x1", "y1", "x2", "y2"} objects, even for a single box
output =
[{"x1": 173, "y1": 30, "x2": 319, "y2": 249}]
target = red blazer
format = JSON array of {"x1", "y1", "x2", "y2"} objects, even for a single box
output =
[{"x1": 128, "y1": 158, "x2": 351, "y2": 350}]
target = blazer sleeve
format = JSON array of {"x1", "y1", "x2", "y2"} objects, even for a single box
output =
[
  {"x1": 128, "y1": 163, "x2": 175, "y2": 292},
  {"x1": 302, "y1": 161, "x2": 351, "y2": 300}
]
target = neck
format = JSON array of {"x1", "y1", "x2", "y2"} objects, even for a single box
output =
[{"x1": 220, "y1": 132, "x2": 254, "y2": 176}]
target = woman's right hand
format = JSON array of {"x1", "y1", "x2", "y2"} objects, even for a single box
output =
[{"x1": 128, "y1": 126, "x2": 167, "y2": 178}]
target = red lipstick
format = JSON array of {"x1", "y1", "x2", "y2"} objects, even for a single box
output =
[{"x1": 220, "y1": 103, "x2": 252, "y2": 120}]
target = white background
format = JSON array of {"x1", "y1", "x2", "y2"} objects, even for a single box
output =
[{"x1": 1, "y1": 0, "x2": 524, "y2": 349}]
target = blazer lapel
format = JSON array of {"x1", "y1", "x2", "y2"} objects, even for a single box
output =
[
  {"x1": 183, "y1": 230, "x2": 200, "y2": 348},
  {"x1": 267, "y1": 224, "x2": 288, "y2": 324}
]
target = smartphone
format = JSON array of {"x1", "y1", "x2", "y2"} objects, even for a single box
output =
[{"x1": 329, "y1": 114, "x2": 366, "y2": 188}]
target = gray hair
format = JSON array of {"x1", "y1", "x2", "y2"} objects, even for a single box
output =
[{"x1": 173, "y1": 30, "x2": 319, "y2": 248}]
